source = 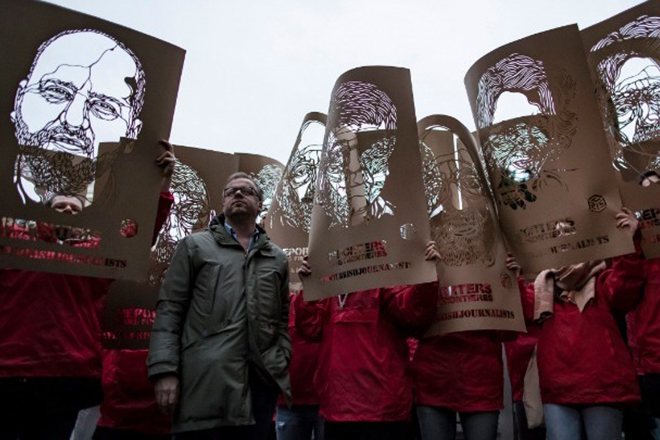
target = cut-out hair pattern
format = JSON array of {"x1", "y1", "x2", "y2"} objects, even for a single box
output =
[
  {"x1": 250, "y1": 164, "x2": 283, "y2": 222},
  {"x1": 317, "y1": 81, "x2": 398, "y2": 228}
]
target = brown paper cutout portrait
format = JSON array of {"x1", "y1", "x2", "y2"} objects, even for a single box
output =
[
  {"x1": 476, "y1": 53, "x2": 578, "y2": 210},
  {"x1": 421, "y1": 131, "x2": 496, "y2": 267},
  {"x1": 268, "y1": 113, "x2": 326, "y2": 234},
  {"x1": 589, "y1": 14, "x2": 660, "y2": 185},
  {"x1": 12, "y1": 29, "x2": 145, "y2": 207},
  {"x1": 236, "y1": 154, "x2": 284, "y2": 224},
  {"x1": 317, "y1": 81, "x2": 398, "y2": 228}
]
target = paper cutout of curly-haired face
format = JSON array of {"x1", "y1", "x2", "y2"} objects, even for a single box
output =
[
  {"x1": 476, "y1": 53, "x2": 578, "y2": 210},
  {"x1": 250, "y1": 164, "x2": 283, "y2": 223},
  {"x1": 148, "y1": 159, "x2": 210, "y2": 285},
  {"x1": 421, "y1": 136, "x2": 495, "y2": 267},
  {"x1": 269, "y1": 120, "x2": 324, "y2": 233},
  {"x1": 317, "y1": 81, "x2": 398, "y2": 228},
  {"x1": 591, "y1": 15, "x2": 660, "y2": 187},
  {"x1": 11, "y1": 29, "x2": 145, "y2": 205}
]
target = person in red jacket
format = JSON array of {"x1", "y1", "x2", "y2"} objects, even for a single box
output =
[
  {"x1": 274, "y1": 292, "x2": 323, "y2": 440},
  {"x1": 624, "y1": 240, "x2": 660, "y2": 438},
  {"x1": 516, "y1": 208, "x2": 642, "y2": 440},
  {"x1": 411, "y1": 330, "x2": 504, "y2": 440},
  {"x1": 295, "y1": 241, "x2": 439, "y2": 440},
  {"x1": 0, "y1": 142, "x2": 175, "y2": 440}
]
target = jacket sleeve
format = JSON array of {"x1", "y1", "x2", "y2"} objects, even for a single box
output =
[
  {"x1": 293, "y1": 291, "x2": 328, "y2": 343},
  {"x1": 519, "y1": 278, "x2": 536, "y2": 323},
  {"x1": 278, "y1": 263, "x2": 292, "y2": 363},
  {"x1": 147, "y1": 237, "x2": 194, "y2": 379},
  {"x1": 598, "y1": 250, "x2": 645, "y2": 313},
  {"x1": 381, "y1": 281, "x2": 438, "y2": 336}
]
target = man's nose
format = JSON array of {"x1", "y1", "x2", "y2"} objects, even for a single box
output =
[{"x1": 61, "y1": 92, "x2": 88, "y2": 128}]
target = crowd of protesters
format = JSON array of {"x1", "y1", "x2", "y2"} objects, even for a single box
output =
[{"x1": 1, "y1": 148, "x2": 659, "y2": 440}]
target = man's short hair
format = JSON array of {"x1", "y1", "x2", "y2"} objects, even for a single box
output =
[{"x1": 224, "y1": 172, "x2": 263, "y2": 200}]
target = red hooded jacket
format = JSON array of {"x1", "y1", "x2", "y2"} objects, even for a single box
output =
[
  {"x1": 522, "y1": 253, "x2": 643, "y2": 405},
  {"x1": 411, "y1": 331, "x2": 504, "y2": 412},
  {"x1": 627, "y1": 257, "x2": 660, "y2": 375},
  {"x1": 294, "y1": 282, "x2": 437, "y2": 422}
]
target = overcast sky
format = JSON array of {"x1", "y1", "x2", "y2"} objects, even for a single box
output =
[{"x1": 44, "y1": 0, "x2": 645, "y2": 164}]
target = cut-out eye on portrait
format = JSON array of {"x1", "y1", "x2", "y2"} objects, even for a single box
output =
[
  {"x1": 420, "y1": 127, "x2": 496, "y2": 267},
  {"x1": 270, "y1": 119, "x2": 325, "y2": 233},
  {"x1": 317, "y1": 81, "x2": 398, "y2": 229},
  {"x1": 148, "y1": 159, "x2": 211, "y2": 285},
  {"x1": 590, "y1": 15, "x2": 660, "y2": 186},
  {"x1": 11, "y1": 29, "x2": 145, "y2": 206},
  {"x1": 476, "y1": 53, "x2": 578, "y2": 210}
]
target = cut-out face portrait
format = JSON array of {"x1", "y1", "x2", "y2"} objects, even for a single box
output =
[
  {"x1": 250, "y1": 164, "x2": 283, "y2": 223},
  {"x1": 269, "y1": 120, "x2": 324, "y2": 233},
  {"x1": 148, "y1": 160, "x2": 210, "y2": 285},
  {"x1": 11, "y1": 29, "x2": 145, "y2": 205},
  {"x1": 317, "y1": 81, "x2": 398, "y2": 228},
  {"x1": 476, "y1": 53, "x2": 578, "y2": 210},
  {"x1": 421, "y1": 137, "x2": 495, "y2": 267},
  {"x1": 590, "y1": 15, "x2": 660, "y2": 186}
]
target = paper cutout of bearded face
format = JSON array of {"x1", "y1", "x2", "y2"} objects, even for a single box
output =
[
  {"x1": 476, "y1": 53, "x2": 578, "y2": 210},
  {"x1": 317, "y1": 81, "x2": 398, "y2": 229},
  {"x1": 11, "y1": 29, "x2": 145, "y2": 205},
  {"x1": 421, "y1": 139, "x2": 495, "y2": 267},
  {"x1": 250, "y1": 164, "x2": 283, "y2": 223},
  {"x1": 590, "y1": 15, "x2": 660, "y2": 187}
]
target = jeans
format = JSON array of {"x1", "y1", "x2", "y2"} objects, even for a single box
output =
[
  {"x1": 323, "y1": 422, "x2": 410, "y2": 440},
  {"x1": 275, "y1": 405, "x2": 323, "y2": 440},
  {"x1": 416, "y1": 406, "x2": 499, "y2": 440},
  {"x1": 544, "y1": 403, "x2": 623, "y2": 440}
]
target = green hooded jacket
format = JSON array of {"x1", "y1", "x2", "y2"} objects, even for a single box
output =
[{"x1": 147, "y1": 215, "x2": 291, "y2": 433}]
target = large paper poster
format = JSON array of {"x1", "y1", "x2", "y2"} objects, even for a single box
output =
[
  {"x1": 465, "y1": 25, "x2": 634, "y2": 274},
  {"x1": 583, "y1": 2, "x2": 660, "y2": 258},
  {"x1": 265, "y1": 112, "x2": 327, "y2": 293},
  {"x1": 103, "y1": 146, "x2": 237, "y2": 349},
  {"x1": 419, "y1": 115, "x2": 525, "y2": 336},
  {"x1": 305, "y1": 66, "x2": 437, "y2": 300},
  {"x1": 236, "y1": 154, "x2": 284, "y2": 223},
  {"x1": 0, "y1": 0, "x2": 185, "y2": 280}
]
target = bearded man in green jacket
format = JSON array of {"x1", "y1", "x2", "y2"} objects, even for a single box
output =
[{"x1": 148, "y1": 172, "x2": 291, "y2": 439}]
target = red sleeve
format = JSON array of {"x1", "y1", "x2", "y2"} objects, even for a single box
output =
[
  {"x1": 293, "y1": 291, "x2": 328, "y2": 343},
  {"x1": 152, "y1": 191, "x2": 174, "y2": 245},
  {"x1": 598, "y1": 251, "x2": 645, "y2": 312},
  {"x1": 520, "y1": 278, "x2": 535, "y2": 323},
  {"x1": 381, "y1": 281, "x2": 438, "y2": 336}
]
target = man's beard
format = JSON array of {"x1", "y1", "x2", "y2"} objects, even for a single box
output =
[
  {"x1": 431, "y1": 208, "x2": 495, "y2": 267},
  {"x1": 14, "y1": 108, "x2": 95, "y2": 158}
]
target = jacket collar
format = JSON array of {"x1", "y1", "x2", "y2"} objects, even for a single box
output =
[{"x1": 209, "y1": 214, "x2": 271, "y2": 252}]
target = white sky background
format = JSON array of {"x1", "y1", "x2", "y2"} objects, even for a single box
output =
[{"x1": 44, "y1": 0, "x2": 645, "y2": 164}]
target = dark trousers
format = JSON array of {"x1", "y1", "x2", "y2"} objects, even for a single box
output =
[
  {"x1": 324, "y1": 422, "x2": 410, "y2": 440},
  {"x1": 174, "y1": 371, "x2": 278, "y2": 440},
  {"x1": 0, "y1": 377, "x2": 101, "y2": 440}
]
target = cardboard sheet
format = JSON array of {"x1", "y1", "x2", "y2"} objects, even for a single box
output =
[
  {"x1": 465, "y1": 25, "x2": 634, "y2": 274},
  {"x1": 419, "y1": 115, "x2": 525, "y2": 336},
  {"x1": 236, "y1": 153, "x2": 284, "y2": 223},
  {"x1": 265, "y1": 112, "x2": 327, "y2": 293},
  {"x1": 102, "y1": 146, "x2": 237, "y2": 348},
  {"x1": 0, "y1": 0, "x2": 185, "y2": 280},
  {"x1": 583, "y1": 2, "x2": 660, "y2": 257},
  {"x1": 305, "y1": 66, "x2": 437, "y2": 300}
]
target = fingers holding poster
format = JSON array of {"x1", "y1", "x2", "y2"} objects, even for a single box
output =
[
  {"x1": 465, "y1": 25, "x2": 635, "y2": 274},
  {"x1": 418, "y1": 115, "x2": 525, "y2": 336},
  {"x1": 305, "y1": 67, "x2": 437, "y2": 300},
  {"x1": 583, "y1": 1, "x2": 660, "y2": 258}
]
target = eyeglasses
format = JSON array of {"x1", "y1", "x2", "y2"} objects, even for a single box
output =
[{"x1": 223, "y1": 185, "x2": 259, "y2": 198}]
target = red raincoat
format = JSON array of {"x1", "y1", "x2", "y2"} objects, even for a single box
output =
[
  {"x1": 627, "y1": 257, "x2": 660, "y2": 375},
  {"x1": 411, "y1": 331, "x2": 504, "y2": 412},
  {"x1": 522, "y1": 253, "x2": 643, "y2": 405},
  {"x1": 295, "y1": 282, "x2": 437, "y2": 422}
]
